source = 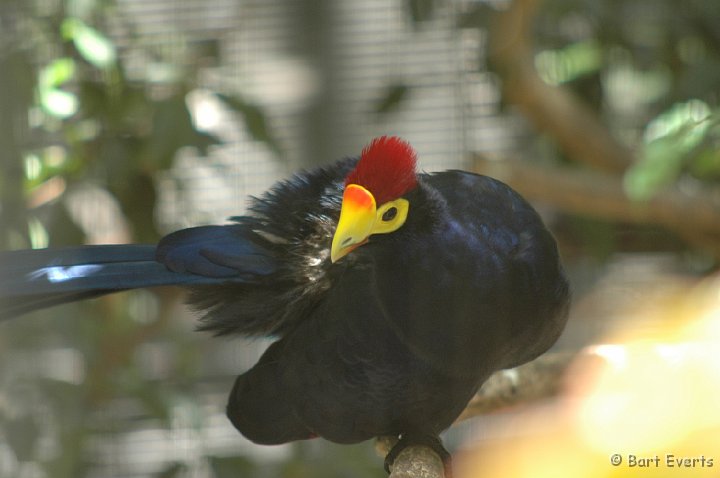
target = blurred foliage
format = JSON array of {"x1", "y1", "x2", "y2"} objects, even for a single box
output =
[
  {"x1": 531, "y1": 0, "x2": 720, "y2": 196},
  {"x1": 529, "y1": 0, "x2": 719, "y2": 266},
  {"x1": 0, "y1": 0, "x2": 283, "y2": 477},
  {"x1": 461, "y1": 0, "x2": 720, "y2": 261},
  {"x1": 0, "y1": 287, "x2": 390, "y2": 478},
  {"x1": 625, "y1": 101, "x2": 719, "y2": 200},
  {"x1": 215, "y1": 93, "x2": 283, "y2": 157},
  {"x1": 373, "y1": 83, "x2": 411, "y2": 116},
  {"x1": 0, "y1": 0, "x2": 281, "y2": 249},
  {"x1": 405, "y1": 0, "x2": 439, "y2": 25},
  {"x1": 461, "y1": 0, "x2": 720, "y2": 194},
  {"x1": 0, "y1": 284, "x2": 228, "y2": 473}
]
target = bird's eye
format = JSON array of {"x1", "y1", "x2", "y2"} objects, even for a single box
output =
[
  {"x1": 382, "y1": 207, "x2": 398, "y2": 222},
  {"x1": 370, "y1": 198, "x2": 409, "y2": 235}
]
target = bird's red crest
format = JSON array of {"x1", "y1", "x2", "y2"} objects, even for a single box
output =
[{"x1": 345, "y1": 136, "x2": 418, "y2": 205}]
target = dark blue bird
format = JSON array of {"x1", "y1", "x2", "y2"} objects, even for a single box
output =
[{"x1": 0, "y1": 136, "x2": 569, "y2": 474}]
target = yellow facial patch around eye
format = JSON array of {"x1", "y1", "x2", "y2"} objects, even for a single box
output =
[{"x1": 371, "y1": 198, "x2": 409, "y2": 235}]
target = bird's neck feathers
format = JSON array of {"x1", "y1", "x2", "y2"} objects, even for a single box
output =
[
  {"x1": 400, "y1": 179, "x2": 447, "y2": 235},
  {"x1": 368, "y1": 178, "x2": 447, "y2": 254},
  {"x1": 344, "y1": 136, "x2": 418, "y2": 205}
]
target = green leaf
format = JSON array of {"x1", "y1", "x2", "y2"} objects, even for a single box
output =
[
  {"x1": 623, "y1": 136, "x2": 687, "y2": 200},
  {"x1": 215, "y1": 93, "x2": 283, "y2": 157},
  {"x1": 689, "y1": 146, "x2": 720, "y2": 179},
  {"x1": 536, "y1": 40, "x2": 602, "y2": 85},
  {"x1": 143, "y1": 93, "x2": 222, "y2": 169},
  {"x1": 39, "y1": 58, "x2": 76, "y2": 88},
  {"x1": 40, "y1": 88, "x2": 79, "y2": 118},
  {"x1": 374, "y1": 83, "x2": 410, "y2": 115},
  {"x1": 643, "y1": 99, "x2": 711, "y2": 143},
  {"x1": 62, "y1": 18, "x2": 117, "y2": 69},
  {"x1": 624, "y1": 101, "x2": 713, "y2": 200},
  {"x1": 687, "y1": 120, "x2": 720, "y2": 180},
  {"x1": 38, "y1": 58, "x2": 79, "y2": 118}
]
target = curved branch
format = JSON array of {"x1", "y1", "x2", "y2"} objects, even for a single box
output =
[
  {"x1": 457, "y1": 352, "x2": 574, "y2": 422},
  {"x1": 487, "y1": 0, "x2": 633, "y2": 174},
  {"x1": 473, "y1": 155, "x2": 720, "y2": 257}
]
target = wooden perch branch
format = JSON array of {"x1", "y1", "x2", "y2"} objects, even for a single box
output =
[
  {"x1": 487, "y1": 0, "x2": 633, "y2": 174},
  {"x1": 457, "y1": 351, "x2": 574, "y2": 422},
  {"x1": 377, "y1": 436, "x2": 447, "y2": 478}
]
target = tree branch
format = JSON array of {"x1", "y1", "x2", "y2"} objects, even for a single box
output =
[
  {"x1": 487, "y1": 0, "x2": 633, "y2": 174},
  {"x1": 377, "y1": 436, "x2": 447, "y2": 478},
  {"x1": 457, "y1": 352, "x2": 574, "y2": 422},
  {"x1": 473, "y1": 155, "x2": 720, "y2": 257}
]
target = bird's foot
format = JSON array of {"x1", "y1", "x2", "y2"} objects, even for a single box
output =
[{"x1": 383, "y1": 433, "x2": 452, "y2": 477}]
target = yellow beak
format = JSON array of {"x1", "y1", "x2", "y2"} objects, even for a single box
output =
[{"x1": 330, "y1": 184, "x2": 377, "y2": 263}]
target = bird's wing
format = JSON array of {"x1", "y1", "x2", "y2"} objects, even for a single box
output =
[
  {"x1": 170, "y1": 157, "x2": 358, "y2": 337},
  {"x1": 156, "y1": 225, "x2": 277, "y2": 278},
  {"x1": 0, "y1": 158, "x2": 356, "y2": 328}
]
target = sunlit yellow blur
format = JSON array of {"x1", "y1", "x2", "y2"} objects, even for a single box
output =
[{"x1": 458, "y1": 276, "x2": 720, "y2": 478}]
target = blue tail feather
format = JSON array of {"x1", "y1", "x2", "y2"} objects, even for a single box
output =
[{"x1": 0, "y1": 225, "x2": 278, "y2": 320}]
